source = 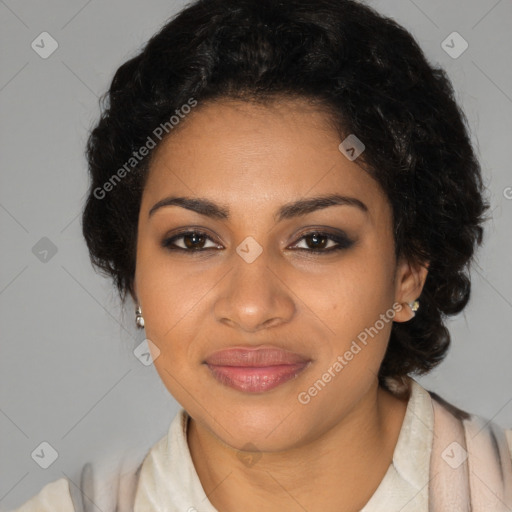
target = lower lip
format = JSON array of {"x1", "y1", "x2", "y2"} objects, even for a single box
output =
[{"x1": 205, "y1": 363, "x2": 310, "y2": 393}]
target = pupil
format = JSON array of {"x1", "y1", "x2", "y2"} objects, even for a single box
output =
[
  {"x1": 185, "y1": 233, "x2": 204, "y2": 249},
  {"x1": 309, "y1": 234, "x2": 326, "y2": 249}
]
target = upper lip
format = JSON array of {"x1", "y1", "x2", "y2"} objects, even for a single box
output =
[{"x1": 204, "y1": 346, "x2": 311, "y2": 367}]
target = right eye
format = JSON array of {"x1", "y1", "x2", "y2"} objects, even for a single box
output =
[{"x1": 161, "y1": 230, "x2": 223, "y2": 252}]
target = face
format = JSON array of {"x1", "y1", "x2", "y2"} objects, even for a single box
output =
[{"x1": 134, "y1": 97, "x2": 426, "y2": 452}]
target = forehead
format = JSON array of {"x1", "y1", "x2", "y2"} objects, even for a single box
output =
[{"x1": 142, "y1": 98, "x2": 388, "y2": 221}]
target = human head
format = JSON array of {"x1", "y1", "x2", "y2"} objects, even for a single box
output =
[{"x1": 82, "y1": 0, "x2": 489, "y2": 395}]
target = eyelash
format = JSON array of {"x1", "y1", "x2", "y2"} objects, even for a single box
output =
[{"x1": 161, "y1": 229, "x2": 354, "y2": 254}]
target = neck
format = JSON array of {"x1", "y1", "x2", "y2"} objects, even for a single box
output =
[{"x1": 187, "y1": 381, "x2": 409, "y2": 512}]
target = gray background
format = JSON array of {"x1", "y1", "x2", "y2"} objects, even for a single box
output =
[{"x1": 1, "y1": 0, "x2": 511, "y2": 509}]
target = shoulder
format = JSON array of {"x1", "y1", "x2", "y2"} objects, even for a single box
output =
[
  {"x1": 10, "y1": 454, "x2": 145, "y2": 512},
  {"x1": 426, "y1": 384, "x2": 512, "y2": 506},
  {"x1": 9, "y1": 477, "x2": 76, "y2": 512},
  {"x1": 428, "y1": 386, "x2": 512, "y2": 457},
  {"x1": 399, "y1": 377, "x2": 512, "y2": 472}
]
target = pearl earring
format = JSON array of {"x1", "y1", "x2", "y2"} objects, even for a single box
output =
[
  {"x1": 135, "y1": 306, "x2": 145, "y2": 328},
  {"x1": 408, "y1": 300, "x2": 420, "y2": 316}
]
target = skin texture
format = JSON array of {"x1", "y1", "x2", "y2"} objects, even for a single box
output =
[{"x1": 133, "y1": 98, "x2": 429, "y2": 512}]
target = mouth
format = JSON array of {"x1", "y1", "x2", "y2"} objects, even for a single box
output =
[{"x1": 203, "y1": 347, "x2": 312, "y2": 393}]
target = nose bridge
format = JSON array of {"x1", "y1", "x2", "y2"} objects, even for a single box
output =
[
  {"x1": 214, "y1": 237, "x2": 294, "y2": 331},
  {"x1": 234, "y1": 240, "x2": 272, "y2": 294}
]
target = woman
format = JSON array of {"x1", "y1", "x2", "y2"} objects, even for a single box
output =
[{"x1": 12, "y1": 0, "x2": 512, "y2": 510}]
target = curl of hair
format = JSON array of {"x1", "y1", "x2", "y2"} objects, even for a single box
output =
[{"x1": 82, "y1": 0, "x2": 490, "y2": 385}]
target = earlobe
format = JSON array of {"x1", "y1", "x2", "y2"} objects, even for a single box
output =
[{"x1": 393, "y1": 258, "x2": 429, "y2": 323}]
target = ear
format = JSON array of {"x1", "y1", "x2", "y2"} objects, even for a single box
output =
[{"x1": 393, "y1": 257, "x2": 429, "y2": 323}]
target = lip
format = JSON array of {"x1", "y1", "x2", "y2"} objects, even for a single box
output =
[
  {"x1": 204, "y1": 347, "x2": 312, "y2": 393},
  {"x1": 204, "y1": 347, "x2": 310, "y2": 366}
]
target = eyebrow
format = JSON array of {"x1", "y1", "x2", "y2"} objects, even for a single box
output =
[{"x1": 148, "y1": 193, "x2": 368, "y2": 222}]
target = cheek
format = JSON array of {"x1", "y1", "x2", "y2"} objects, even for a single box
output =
[
  {"x1": 298, "y1": 275, "x2": 394, "y2": 413},
  {"x1": 136, "y1": 253, "x2": 216, "y2": 381},
  {"x1": 298, "y1": 253, "x2": 395, "y2": 376},
  {"x1": 301, "y1": 250, "x2": 395, "y2": 325},
  {"x1": 136, "y1": 245, "x2": 210, "y2": 332}
]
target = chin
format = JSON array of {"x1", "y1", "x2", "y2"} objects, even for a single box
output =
[{"x1": 201, "y1": 400, "x2": 311, "y2": 451}]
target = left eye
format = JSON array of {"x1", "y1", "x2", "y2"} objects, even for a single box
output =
[{"x1": 289, "y1": 231, "x2": 354, "y2": 252}]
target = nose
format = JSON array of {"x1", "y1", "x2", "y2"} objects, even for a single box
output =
[{"x1": 213, "y1": 251, "x2": 296, "y2": 333}]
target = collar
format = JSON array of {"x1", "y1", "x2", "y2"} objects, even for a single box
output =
[
  {"x1": 391, "y1": 377, "x2": 434, "y2": 489},
  {"x1": 134, "y1": 407, "x2": 218, "y2": 512},
  {"x1": 361, "y1": 376, "x2": 434, "y2": 511}
]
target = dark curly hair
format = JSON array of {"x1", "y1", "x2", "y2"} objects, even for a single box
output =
[{"x1": 81, "y1": 0, "x2": 490, "y2": 387}]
